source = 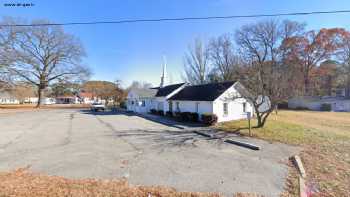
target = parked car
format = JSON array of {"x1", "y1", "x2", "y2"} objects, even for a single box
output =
[{"x1": 91, "y1": 102, "x2": 106, "y2": 111}]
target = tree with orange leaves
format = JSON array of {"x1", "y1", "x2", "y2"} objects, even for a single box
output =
[{"x1": 282, "y1": 28, "x2": 348, "y2": 95}]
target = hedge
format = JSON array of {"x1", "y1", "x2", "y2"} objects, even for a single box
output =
[
  {"x1": 165, "y1": 111, "x2": 173, "y2": 117},
  {"x1": 320, "y1": 103, "x2": 332, "y2": 111},
  {"x1": 150, "y1": 109, "x2": 157, "y2": 114},
  {"x1": 201, "y1": 113, "x2": 218, "y2": 125},
  {"x1": 157, "y1": 110, "x2": 164, "y2": 116}
]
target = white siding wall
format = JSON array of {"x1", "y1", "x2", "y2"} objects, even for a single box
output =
[
  {"x1": 288, "y1": 97, "x2": 350, "y2": 111},
  {"x1": 0, "y1": 98, "x2": 20, "y2": 104},
  {"x1": 154, "y1": 97, "x2": 167, "y2": 111},
  {"x1": 171, "y1": 100, "x2": 213, "y2": 116},
  {"x1": 213, "y1": 85, "x2": 254, "y2": 122},
  {"x1": 126, "y1": 90, "x2": 155, "y2": 113}
]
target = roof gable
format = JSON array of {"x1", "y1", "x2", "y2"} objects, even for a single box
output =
[
  {"x1": 155, "y1": 83, "x2": 185, "y2": 97},
  {"x1": 168, "y1": 81, "x2": 236, "y2": 101}
]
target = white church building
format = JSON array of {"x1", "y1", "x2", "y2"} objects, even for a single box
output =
[{"x1": 126, "y1": 62, "x2": 254, "y2": 122}]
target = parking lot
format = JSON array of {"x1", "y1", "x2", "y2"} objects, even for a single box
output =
[{"x1": 0, "y1": 109, "x2": 299, "y2": 197}]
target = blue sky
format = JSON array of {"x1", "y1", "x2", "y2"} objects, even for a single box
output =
[{"x1": 1, "y1": 0, "x2": 350, "y2": 87}]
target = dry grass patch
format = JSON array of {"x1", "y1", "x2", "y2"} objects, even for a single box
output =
[
  {"x1": 0, "y1": 104, "x2": 90, "y2": 109},
  {"x1": 217, "y1": 110, "x2": 350, "y2": 197},
  {"x1": 0, "y1": 167, "x2": 264, "y2": 197},
  {"x1": 0, "y1": 167, "x2": 218, "y2": 197}
]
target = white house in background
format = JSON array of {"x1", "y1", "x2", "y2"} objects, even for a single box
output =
[
  {"x1": 288, "y1": 96, "x2": 350, "y2": 111},
  {"x1": 127, "y1": 88, "x2": 157, "y2": 113},
  {"x1": 0, "y1": 92, "x2": 20, "y2": 104},
  {"x1": 55, "y1": 96, "x2": 80, "y2": 104},
  {"x1": 168, "y1": 81, "x2": 254, "y2": 122},
  {"x1": 78, "y1": 92, "x2": 98, "y2": 104}
]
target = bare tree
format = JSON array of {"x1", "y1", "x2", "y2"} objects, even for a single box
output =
[
  {"x1": 183, "y1": 38, "x2": 210, "y2": 85},
  {"x1": 83, "y1": 80, "x2": 125, "y2": 106},
  {"x1": 0, "y1": 18, "x2": 16, "y2": 83},
  {"x1": 0, "y1": 18, "x2": 90, "y2": 107},
  {"x1": 128, "y1": 81, "x2": 153, "y2": 90},
  {"x1": 209, "y1": 34, "x2": 240, "y2": 81},
  {"x1": 235, "y1": 20, "x2": 303, "y2": 127},
  {"x1": 11, "y1": 83, "x2": 36, "y2": 104}
]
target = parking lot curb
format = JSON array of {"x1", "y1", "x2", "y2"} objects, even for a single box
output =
[
  {"x1": 299, "y1": 176, "x2": 307, "y2": 197},
  {"x1": 224, "y1": 139, "x2": 260, "y2": 150},
  {"x1": 292, "y1": 155, "x2": 306, "y2": 178}
]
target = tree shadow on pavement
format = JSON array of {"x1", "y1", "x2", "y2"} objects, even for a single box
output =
[
  {"x1": 79, "y1": 109, "x2": 205, "y2": 130},
  {"x1": 105, "y1": 128, "x2": 218, "y2": 149}
]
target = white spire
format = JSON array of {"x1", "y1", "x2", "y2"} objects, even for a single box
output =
[{"x1": 160, "y1": 56, "x2": 167, "y2": 88}]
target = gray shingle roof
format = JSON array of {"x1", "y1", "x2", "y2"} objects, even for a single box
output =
[
  {"x1": 155, "y1": 83, "x2": 185, "y2": 97},
  {"x1": 168, "y1": 81, "x2": 236, "y2": 101}
]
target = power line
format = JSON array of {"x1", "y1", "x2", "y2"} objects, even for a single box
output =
[{"x1": 1, "y1": 10, "x2": 350, "y2": 27}]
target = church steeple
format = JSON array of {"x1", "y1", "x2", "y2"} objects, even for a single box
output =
[{"x1": 160, "y1": 56, "x2": 167, "y2": 88}]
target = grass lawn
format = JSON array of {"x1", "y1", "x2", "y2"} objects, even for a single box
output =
[{"x1": 217, "y1": 110, "x2": 350, "y2": 197}]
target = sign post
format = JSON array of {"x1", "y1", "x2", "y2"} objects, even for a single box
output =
[{"x1": 247, "y1": 112, "x2": 252, "y2": 137}]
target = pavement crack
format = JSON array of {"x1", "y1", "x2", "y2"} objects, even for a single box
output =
[{"x1": 60, "y1": 112, "x2": 74, "y2": 146}]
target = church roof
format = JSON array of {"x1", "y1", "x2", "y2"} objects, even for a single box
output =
[
  {"x1": 168, "y1": 81, "x2": 236, "y2": 101},
  {"x1": 155, "y1": 83, "x2": 185, "y2": 97}
]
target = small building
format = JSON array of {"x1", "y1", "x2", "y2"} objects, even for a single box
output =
[
  {"x1": 55, "y1": 96, "x2": 80, "y2": 104},
  {"x1": 126, "y1": 81, "x2": 254, "y2": 122},
  {"x1": 78, "y1": 92, "x2": 96, "y2": 104},
  {"x1": 24, "y1": 97, "x2": 38, "y2": 104},
  {"x1": 127, "y1": 88, "x2": 157, "y2": 113},
  {"x1": 288, "y1": 96, "x2": 350, "y2": 111},
  {"x1": 0, "y1": 92, "x2": 20, "y2": 104}
]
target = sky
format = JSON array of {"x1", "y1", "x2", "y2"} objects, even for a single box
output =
[{"x1": 1, "y1": 0, "x2": 350, "y2": 88}]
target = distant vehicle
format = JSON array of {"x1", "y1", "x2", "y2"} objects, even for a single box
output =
[{"x1": 90, "y1": 102, "x2": 106, "y2": 111}]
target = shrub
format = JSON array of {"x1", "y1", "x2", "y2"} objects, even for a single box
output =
[
  {"x1": 190, "y1": 112, "x2": 199, "y2": 122},
  {"x1": 294, "y1": 107, "x2": 310, "y2": 110},
  {"x1": 320, "y1": 103, "x2": 332, "y2": 111},
  {"x1": 174, "y1": 111, "x2": 182, "y2": 120},
  {"x1": 165, "y1": 111, "x2": 173, "y2": 117},
  {"x1": 180, "y1": 112, "x2": 192, "y2": 121},
  {"x1": 150, "y1": 109, "x2": 157, "y2": 114},
  {"x1": 119, "y1": 101, "x2": 127, "y2": 109},
  {"x1": 201, "y1": 113, "x2": 218, "y2": 125},
  {"x1": 157, "y1": 110, "x2": 164, "y2": 116}
]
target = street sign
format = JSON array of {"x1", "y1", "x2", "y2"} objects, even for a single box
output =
[
  {"x1": 247, "y1": 112, "x2": 251, "y2": 119},
  {"x1": 247, "y1": 112, "x2": 252, "y2": 137}
]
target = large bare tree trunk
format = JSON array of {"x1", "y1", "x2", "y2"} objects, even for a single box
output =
[
  {"x1": 346, "y1": 72, "x2": 350, "y2": 98},
  {"x1": 36, "y1": 87, "x2": 42, "y2": 108},
  {"x1": 304, "y1": 74, "x2": 310, "y2": 96}
]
